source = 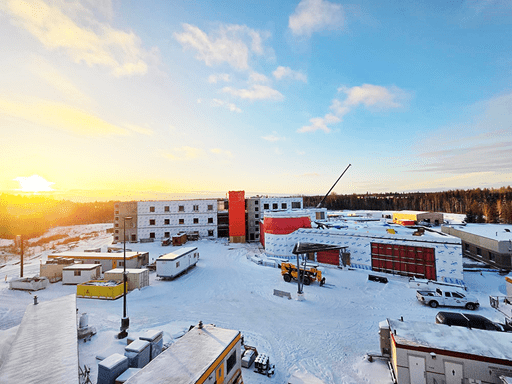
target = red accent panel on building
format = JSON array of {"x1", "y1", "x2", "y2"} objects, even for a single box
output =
[
  {"x1": 263, "y1": 216, "x2": 311, "y2": 235},
  {"x1": 228, "y1": 191, "x2": 245, "y2": 238},
  {"x1": 259, "y1": 220, "x2": 265, "y2": 247},
  {"x1": 317, "y1": 250, "x2": 340, "y2": 266},
  {"x1": 370, "y1": 243, "x2": 436, "y2": 280}
]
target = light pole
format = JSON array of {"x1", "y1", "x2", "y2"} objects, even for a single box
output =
[{"x1": 118, "y1": 216, "x2": 132, "y2": 339}]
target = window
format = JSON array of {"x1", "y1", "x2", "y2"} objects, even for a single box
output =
[
  {"x1": 115, "y1": 210, "x2": 119, "y2": 214},
  {"x1": 208, "y1": 217, "x2": 214, "y2": 224},
  {"x1": 149, "y1": 232, "x2": 155, "y2": 239},
  {"x1": 164, "y1": 219, "x2": 170, "y2": 225},
  {"x1": 255, "y1": 207, "x2": 259, "y2": 212},
  {"x1": 208, "y1": 204, "x2": 213, "y2": 211},
  {"x1": 176, "y1": 261, "x2": 180, "y2": 268},
  {"x1": 292, "y1": 202, "x2": 301, "y2": 209},
  {"x1": 273, "y1": 203, "x2": 278, "y2": 209},
  {"x1": 193, "y1": 205, "x2": 199, "y2": 211},
  {"x1": 114, "y1": 236, "x2": 119, "y2": 241},
  {"x1": 254, "y1": 200, "x2": 259, "y2": 205},
  {"x1": 179, "y1": 219, "x2": 184, "y2": 225},
  {"x1": 255, "y1": 221, "x2": 259, "y2": 226},
  {"x1": 250, "y1": 233, "x2": 255, "y2": 241},
  {"x1": 226, "y1": 352, "x2": 237, "y2": 375},
  {"x1": 74, "y1": 270, "x2": 81, "y2": 276},
  {"x1": 445, "y1": 292, "x2": 451, "y2": 297},
  {"x1": 164, "y1": 206, "x2": 170, "y2": 212},
  {"x1": 94, "y1": 261, "x2": 101, "y2": 264},
  {"x1": 150, "y1": 206, "x2": 155, "y2": 212},
  {"x1": 489, "y1": 252, "x2": 496, "y2": 262},
  {"x1": 164, "y1": 232, "x2": 170, "y2": 238},
  {"x1": 477, "y1": 247, "x2": 482, "y2": 256},
  {"x1": 193, "y1": 218, "x2": 199, "y2": 224},
  {"x1": 255, "y1": 234, "x2": 259, "y2": 239},
  {"x1": 179, "y1": 205, "x2": 184, "y2": 212},
  {"x1": 255, "y1": 226, "x2": 259, "y2": 232},
  {"x1": 208, "y1": 230, "x2": 214, "y2": 236},
  {"x1": 115, "y1": 223, "x2": 119, "y2": 227},
  {"x1": 131, "y1": 234, "x2": 136, "y2": 242},
  {"x1": 255, "y1": 214, "x2": 259, "y2": 219},
  {"x1": 452, "y1": 292, "x2": 463, "y2": 299},
  {"x1": 115, "y1": 230, "x2": 119, "y2": 234},
  {"x1": 149, "y1": 219, "x2": 155, "y2": 225},
  {"x1": 115, "y1": 216, "x2": 119, "y2": 221},
  {"x1": 264, "y1": 203, "x2": 269, "y2": 209},
  {"x1": 282, "y1": 203, "x2": 287, "y2": 209},
  {"x1": 118, "y1": 261, "x2": 124, "y2": 267},
  {"x1": 465, "y1": 243, "x2": 470, "y2": 251}
]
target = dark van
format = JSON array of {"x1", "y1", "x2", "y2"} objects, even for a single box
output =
[{"x1": 435, "y1": 311, "x2": 512, "y2": 332}]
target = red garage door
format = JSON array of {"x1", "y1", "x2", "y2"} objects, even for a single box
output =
[
  {"x1": 371, "y1": 243, "x2": 436, "y2": 280},
  {"x1": 317, "y1": 250, "x2": 340, "y2": 265}
]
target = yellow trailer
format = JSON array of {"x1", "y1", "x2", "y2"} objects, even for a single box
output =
[{"x1": 77, "y1": 280, "x2": 125, "y2": 300}]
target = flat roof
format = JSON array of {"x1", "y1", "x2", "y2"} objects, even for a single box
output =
[
  {"x1": 445, "y1": 224, "x2": 512, "y2": 241},
  {"x1": 126, "y1": 324, "x2": 240, "y2": 384},
  {"x1": 389, "y1": 319, "x2": 512, "y2": 363},
  {"x1": 158, "y1": 247, "x2": 198, "y2": 261},
  {"x1": 48, "y1": 251, "x2": 147, "y2": 260},
  {"x1": 0, "y1": 295, "x2": 78, "y2": 383},
  {"x1": 63, "y1": 264, "x2": 101, "y2": 270},
  {"x1": 105, "y1": 268, "x2": 148, "y2": 274}
]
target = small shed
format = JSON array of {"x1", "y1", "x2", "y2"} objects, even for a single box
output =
[
  {"x1": 172, "y1": 232, "x2": 187, "y2": 246},
  {"x1": 104, "y1": 269, "x2": 149, "y2": 291},
  {"x1": 62, "y1": 264, "x2": 101, "y2": 285}
]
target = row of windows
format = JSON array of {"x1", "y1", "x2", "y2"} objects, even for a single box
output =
[
  {"x1": 148, "y1": 218, "x2": 214, "y2": 225},
  {"x1": 147, "y1": 230, "x2": 214, "y2": 238},
  {"x1": 148, "y1": 204, "x2": 214, "y2": 213}
]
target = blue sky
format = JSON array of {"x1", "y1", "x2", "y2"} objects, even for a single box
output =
[{"x1": 0, "y1": 0, "x2": 511, "y2": 201}]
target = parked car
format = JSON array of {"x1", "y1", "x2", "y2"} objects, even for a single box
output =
[
  {"x1": 435, "y1": 311, "x2": 512, "y2": 332},
  {"x1": 416, "y1": 287, "x2": 479, "y2": 310}
]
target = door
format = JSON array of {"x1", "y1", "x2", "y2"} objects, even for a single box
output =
[
  {"x1": 444, "y1": 362, "x2": 463, "y2": 384},
  {"x1": 216, "y1": 364, "x2": 224, "y2": 384},
  {"x1": 408, "y1": 355, "x2": 426, "y2": 384}
]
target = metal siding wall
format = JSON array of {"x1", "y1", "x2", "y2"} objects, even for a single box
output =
[{"x1": 228, "y1": 191, "x2": 246, "y2": 238}]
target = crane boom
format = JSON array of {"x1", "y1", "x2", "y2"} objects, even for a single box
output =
[{"x1": 316, "y1": 163, "x2": 351, "y2": 208}]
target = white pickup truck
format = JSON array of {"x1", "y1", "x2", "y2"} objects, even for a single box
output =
[{"x1": 416, "y1": 287, "x2": 479, "y2": 310}]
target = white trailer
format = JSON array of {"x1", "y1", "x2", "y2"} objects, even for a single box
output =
[{"x1": 156, "y1": 247, "x2": 199, "y2": 279}]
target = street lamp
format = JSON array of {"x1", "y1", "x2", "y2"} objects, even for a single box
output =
[{"x1": 118, "y1": 216, "x2": 132, "y2": 339}]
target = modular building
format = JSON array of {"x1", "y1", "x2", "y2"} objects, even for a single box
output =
[
  {"x1": 392, "y1": 211, "x2": 444, "y2": 226},
  {"x1": 48, "y1": 251, "x2": 149, "y2": 272},
  {"x1": 156, "y1": 247, "x2": 199, "y2": 279},
  {"x1": 62, "y1": 264, "x2": 101, "y2": 285},
  {"x1": 263, "y1": 218, "x2": 464, "y2": 285},
  {"x1": 125, "y1": 323, "x2": 243, "y2": 384},
  {"x1": 104, "y1": 268, "x2": 149, "y2": 291},
  {"x1": 384, "y1": 318, "x2": 512, "y2": 384},
  {"x1": 442, "y1": 224, "x2": 512, "y2": 270},
  {"x1": 40, "y1": 257, "x2": 76, "y2": 282}
]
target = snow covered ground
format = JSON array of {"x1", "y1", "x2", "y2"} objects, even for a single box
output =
[{"x1": 0, "y1": 222, "x2": 509, "y2": 383}]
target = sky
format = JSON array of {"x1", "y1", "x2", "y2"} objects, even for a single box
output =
[{"x1": 1, "y1": 0, "x2": 512, "y2": 202}]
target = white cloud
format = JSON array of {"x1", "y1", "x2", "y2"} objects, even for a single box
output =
[
  {"x1": 163, "y1": 146, "x2": 203, "y2": 160},
  {"x1": 274, "y1": 147, "x2": 283, "y2": 155},
  {"x1": 174, "y1": 23, "x2": 270, "y2": 70},
  {"x1": 2, "y1": 0, "x2": 150, "y2": 77},
  {"x1": 272, "y1": 66, "x2": 307, "y2": 82},
  {"x1": 289, "y1": 0, "x2": 345, "y2": 37},
  {"x1": 249, "y1": 72, "x2": 270, "y2": 83},
  {"x1": 124, "y1": 124, "x2": 154, "y2": 136},
  {"x1": 298, "y1": 84, "x2": 406, "y2": 133},
  {"x1": 222, "y1": 85, "x2": 284, "y2": 101},
  {"x1": 208, "y1": 73, "x2": 231, "y2": 84},
  {"x1": 212, "y1": 99, "x2": 242, "y2": 113},
  {"x1": 210, "y1": 148, "x2": 233, "y2": 157},
  {"x1": 262, "y1": 132, "x2": 285, "y2": 142}
]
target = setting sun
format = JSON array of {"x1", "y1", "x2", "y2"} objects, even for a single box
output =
[{"x1": 14, "y1": 175, "x2": 54, "y2": 193}]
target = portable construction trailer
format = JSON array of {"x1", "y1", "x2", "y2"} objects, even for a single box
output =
[
  {"x1": 125, "y1": 323, "x2": 243, "y2": 384},
  {"x1": 104, "y1": 268, "x2": 149, "y2": 291},
  {"x1": 384, "y1": 318, "x2": 512, "y2": 384},
  {"x1": 40, "y1": 257, "x2": 76, "y2": 282},
  {"x1": 48, "y1": 251, "x2": 149, "y2": 272},
  {"x1": 156, "y1": 247, "x2": 199, "y2": 279},
  {"x1": 62, "y1": 264, "x2": 101, "y2": 285}
]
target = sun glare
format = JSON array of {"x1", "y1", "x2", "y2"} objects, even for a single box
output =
[{"x1": 14, "y1": 175, "x2": 54, "y2": 193}]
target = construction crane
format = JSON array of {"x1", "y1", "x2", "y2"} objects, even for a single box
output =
[{"x1": 316, "y1": 163, "x2": 351, "y2": 208}]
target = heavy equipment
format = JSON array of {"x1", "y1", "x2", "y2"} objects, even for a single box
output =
[{"x1": 280, "y1": 262, "x2": 325, "y2": 286}]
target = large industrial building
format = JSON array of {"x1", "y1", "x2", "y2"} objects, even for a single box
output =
[{"x1": 114, "y1": 193, "x2": 305, "y2": 244}]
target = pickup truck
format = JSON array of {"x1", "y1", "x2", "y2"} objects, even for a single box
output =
[{"x1": 416, "y1": 287, "x2": 479, "y2": 310}]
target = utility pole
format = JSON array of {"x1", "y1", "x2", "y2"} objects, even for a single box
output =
[{"x1": 16, "y1": 235, "x2": 23, "y2": 278}]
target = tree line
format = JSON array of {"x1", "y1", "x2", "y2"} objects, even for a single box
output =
[
  {"x1": 0, "y1": 194, "x2": 116, "y2": 239},
  {"x1": 303, "y1": 186, "x2": 512, "y2": 224}
]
